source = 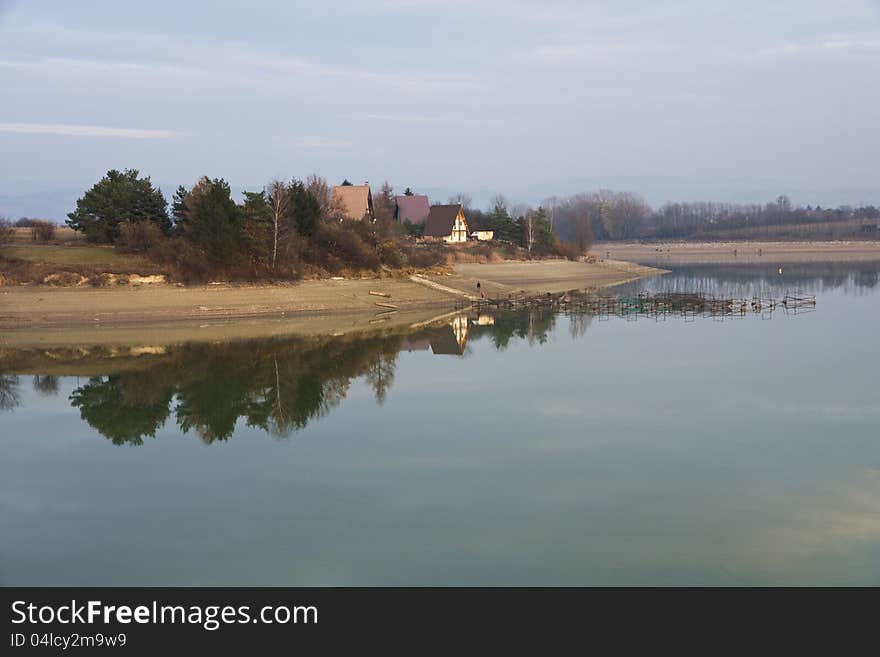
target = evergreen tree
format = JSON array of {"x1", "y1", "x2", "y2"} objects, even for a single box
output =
[
  {"x1": 484, "y1": 201, "x2": 517, "y2": 242},
  {"x1": 171, "y1": 185, "x2": 191, "y2": 234},
  {"x1": 181, "y1": 177, "x2": 245, "y2": 265},
  {"x1": 241, "y1": 190, "x2": 272, "y2": 266},
  {"x1": 289, "y1": 179, "x2": 322, "y2": 237},
  {"x1": 67, "y1": 169, "x2": 170, "y2": 242}
]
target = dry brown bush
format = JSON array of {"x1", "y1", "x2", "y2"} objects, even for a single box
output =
[
  {"x1": 377, "y1": 240, "x2": 407, "y2": 268},
  {"x1": 553, "y1": 240, "x2": 583, "y2": 261},
  {"x1": 116, "y1": 221, "x2": 166, "y2": 254},
  {"x1": 0, "y1": 217, "x2": 13, "y2": 245},
  {"x1": 311, "y1": 223, "x2": 380, "y2": 272},
  {"x1": 400, "y1": 242, "x2": 445, "y2": 269},
  {"x1": 31, "y1": 221, "x2": 56, "y2": 242}
]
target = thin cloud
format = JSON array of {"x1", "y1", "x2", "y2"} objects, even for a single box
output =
[
  {"x1": 0, "y1": 122, "x2": 177, "y2": 138},
  {"x1": 2, "y1": 23, "x2": 476, "y2": 97},
  {"x1": 529, "y1": 42, "x2": 653, "y2": 65},
  {"x1": 344, "y1": 113, "x2": 493, "y2": 124},
  {"x1": 290, "y1": 136, "x2": 353, "y2": 149},
  {"x1": 751, "y1": 36, "x2": 880, "y2": 58}
]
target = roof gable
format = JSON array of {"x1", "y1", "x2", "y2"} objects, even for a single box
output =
[
  {"x1": 430, "y1": 325, "x2": 466, "y2": 355},
  {"x1": 424, "y1": 204, "x2": 465, "y2": 237},
  {"x1": 394, "y1": 195, "x2": 430, "y2": 224},
  {"x1": 331, "y1": 184, "x2": 373, "y2": 220}
]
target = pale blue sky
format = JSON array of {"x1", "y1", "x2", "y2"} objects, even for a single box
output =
[{"x1": 1, "y1": 0, "x2": 879, "y2": 219}]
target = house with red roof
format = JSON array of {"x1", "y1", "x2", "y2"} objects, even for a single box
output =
[{"x1": 394, "y1": 194, "x2": 430, "y2": 225}]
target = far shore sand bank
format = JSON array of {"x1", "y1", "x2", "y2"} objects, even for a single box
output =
[{"x1": 600, "y1": 240, "x2": 880, "y2": 265}]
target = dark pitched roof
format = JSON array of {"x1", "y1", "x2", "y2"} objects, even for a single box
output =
[
  {"x1": 400, "y1": 337, "x2": 431, "y2": 352},
  {"x1": 429, "y1": 325, "x2": 465, "y2": 355},
  {"x1": 394, "y1": 195, "x2": 430, "y2": 224},
  {"x1": 424, "y1": 204, "x2": 463, "y2": 237}
]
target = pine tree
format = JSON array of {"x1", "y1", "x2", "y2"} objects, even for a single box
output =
[{"x1": 67, "y1": 169, "x2": 170, "y2": 242}]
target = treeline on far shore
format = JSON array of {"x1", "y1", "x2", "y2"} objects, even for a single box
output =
[
  {"x1": 1, "y1": 169, "x2": 581, "y2": 283},
  {"x1": 3, "y1": 171, "x2": 877, "y2": 284},
  {"x1": 537, "y1": 192, "x2": 880, "y2": 244}
]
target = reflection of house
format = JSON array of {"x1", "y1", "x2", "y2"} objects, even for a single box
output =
[
  {"x1": 424, "y1": 204, "x2": 469, "y2": 243},
  {"x1": 400, "y1": 337, "x2": 431, "y2": 352},
  {"x1": 470, "y1": 230, "x2": 494, "y2": 241},
  {"x1": 395, "y1": 195, "x2": 430, "y2": 224},
  {"x1": 473, "y1": 314, "x2": 495, "y2": 326},
  {"x1": 429, "y1": 316, "x2": 469, "y2": 355},
  {"x1": 331, "y1": 184, "x2": 374, "y2": 221}
]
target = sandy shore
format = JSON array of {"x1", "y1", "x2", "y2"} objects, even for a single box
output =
[
  {"x1": 601, "y1": 240, "x2": 880, "y2": 265},
  {"x1": 0, "y1": 259, "x2": 664, "y2": 347}
]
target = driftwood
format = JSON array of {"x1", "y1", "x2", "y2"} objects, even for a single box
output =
[
  {"x1": 369, "y1": 291, "x2": 391, "y2": 298},
  {"x1": 374, "y1": 302, "x2": 398, "y2": 309}
]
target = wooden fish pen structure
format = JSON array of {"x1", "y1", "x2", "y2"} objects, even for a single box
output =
[{"x1": 473, "y1": 291, "x2": 816, "y2": 320}]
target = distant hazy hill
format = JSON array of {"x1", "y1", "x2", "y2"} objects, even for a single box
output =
[{"x1": 0, "y1": 187, "x2": 83, "y2": 222}]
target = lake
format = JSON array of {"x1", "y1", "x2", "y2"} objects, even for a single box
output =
[{"x1": 2, "y1": 261, "x2": 879, "y2": 585}]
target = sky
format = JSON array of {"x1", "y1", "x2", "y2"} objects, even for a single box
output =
[{"x1": 1, "y1": 0, "x2": 879, "y2": 219}]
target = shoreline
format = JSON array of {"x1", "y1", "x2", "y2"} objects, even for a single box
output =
[
  {"x1": 600, "y1": 240, "x2": 880, "y2": 265},
  {"x1": 0, "y1": 259, "x2": 665, "y2": 347}
]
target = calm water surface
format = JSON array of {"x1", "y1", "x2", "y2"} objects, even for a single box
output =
[{"x1": 2, "y1": 261, "x2": 879, "y2": 585}]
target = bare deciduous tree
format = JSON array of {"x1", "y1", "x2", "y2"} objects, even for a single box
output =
[
  {"x1": 510, "y1": 203, "x2": 531, "y2": 219},
  {"x1": 31, "y1": 220, "x2": 56, "y2": 242},
  {"x1": 447, "y1": 192, "x2": 473, "y2": 211},
  {"x1": 305, "y1": 174, "x2": 331, "y2": 216},
  {"x1": 327, "y1": 193, "x2": 349, "y2": 223},
  {"x1": 541, "y1": 196, "x2": 558, "y2": 233},
  {"x1": 266, "y1": 179, "x2": 291, "y2": 270},
  {"x1": 490, "y1": 194, "x2": 508, "y2": 213},
  {"x1": 523, "y1": 209, "x2": 538, "y2": 255},
  {"x1": 0, "y1": 216, "x2": 14, "y2": 245}
]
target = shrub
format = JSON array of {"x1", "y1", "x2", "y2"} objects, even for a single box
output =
[
  {"x1": 400, "y1": 242, "x2": 446, "y2": 268},
  {"x1": 31, "y1": 221, "x2": 56, "y2": 242},
  {"x1": 116, "y1": 221, "x2": 166, "y2": 254},
  {"x1": 145, "y1": 234, "x2": 183, "y2": 264},
  {"x1": 378, "y1": 240, "x2": 407, "y2": 268},
  {"x1": 172, "y1": 241, "x2": 213, "y2": 284},
  {"x1": 312, "y1": 223, "x2": 380, "y2": 272},
  {"x1": 0, "y1": 217, "x2": 13, "y2": 244},
  {"x1": 554, "y1": 239, "x2": 583, "y2": 261}
]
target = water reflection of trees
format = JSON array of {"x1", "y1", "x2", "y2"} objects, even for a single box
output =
[
  {"x1": 32, "y1": 375, "x2": 60, "y2": 396},
  {"x1": 614, "y1": 261, "x2": 880, "y2": 298},
  {"x1": 64, "y1": 333, "x2": 405, "y2": 445},
  {"x1": 1, "y1": 374, "x2": 62, "y2": 412},
  {"x1": 0, "y1": 312, "x2": 561, "y2": 444},
  {"x1": 8, "y1": 257, "x2": 866, "y2": 443},
  {"x1": 0, "y1": 375, "x2": 21, "y2": 411},
  {"x1": 467, "y1": 310, "x2": 558, "y2": 349}
]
